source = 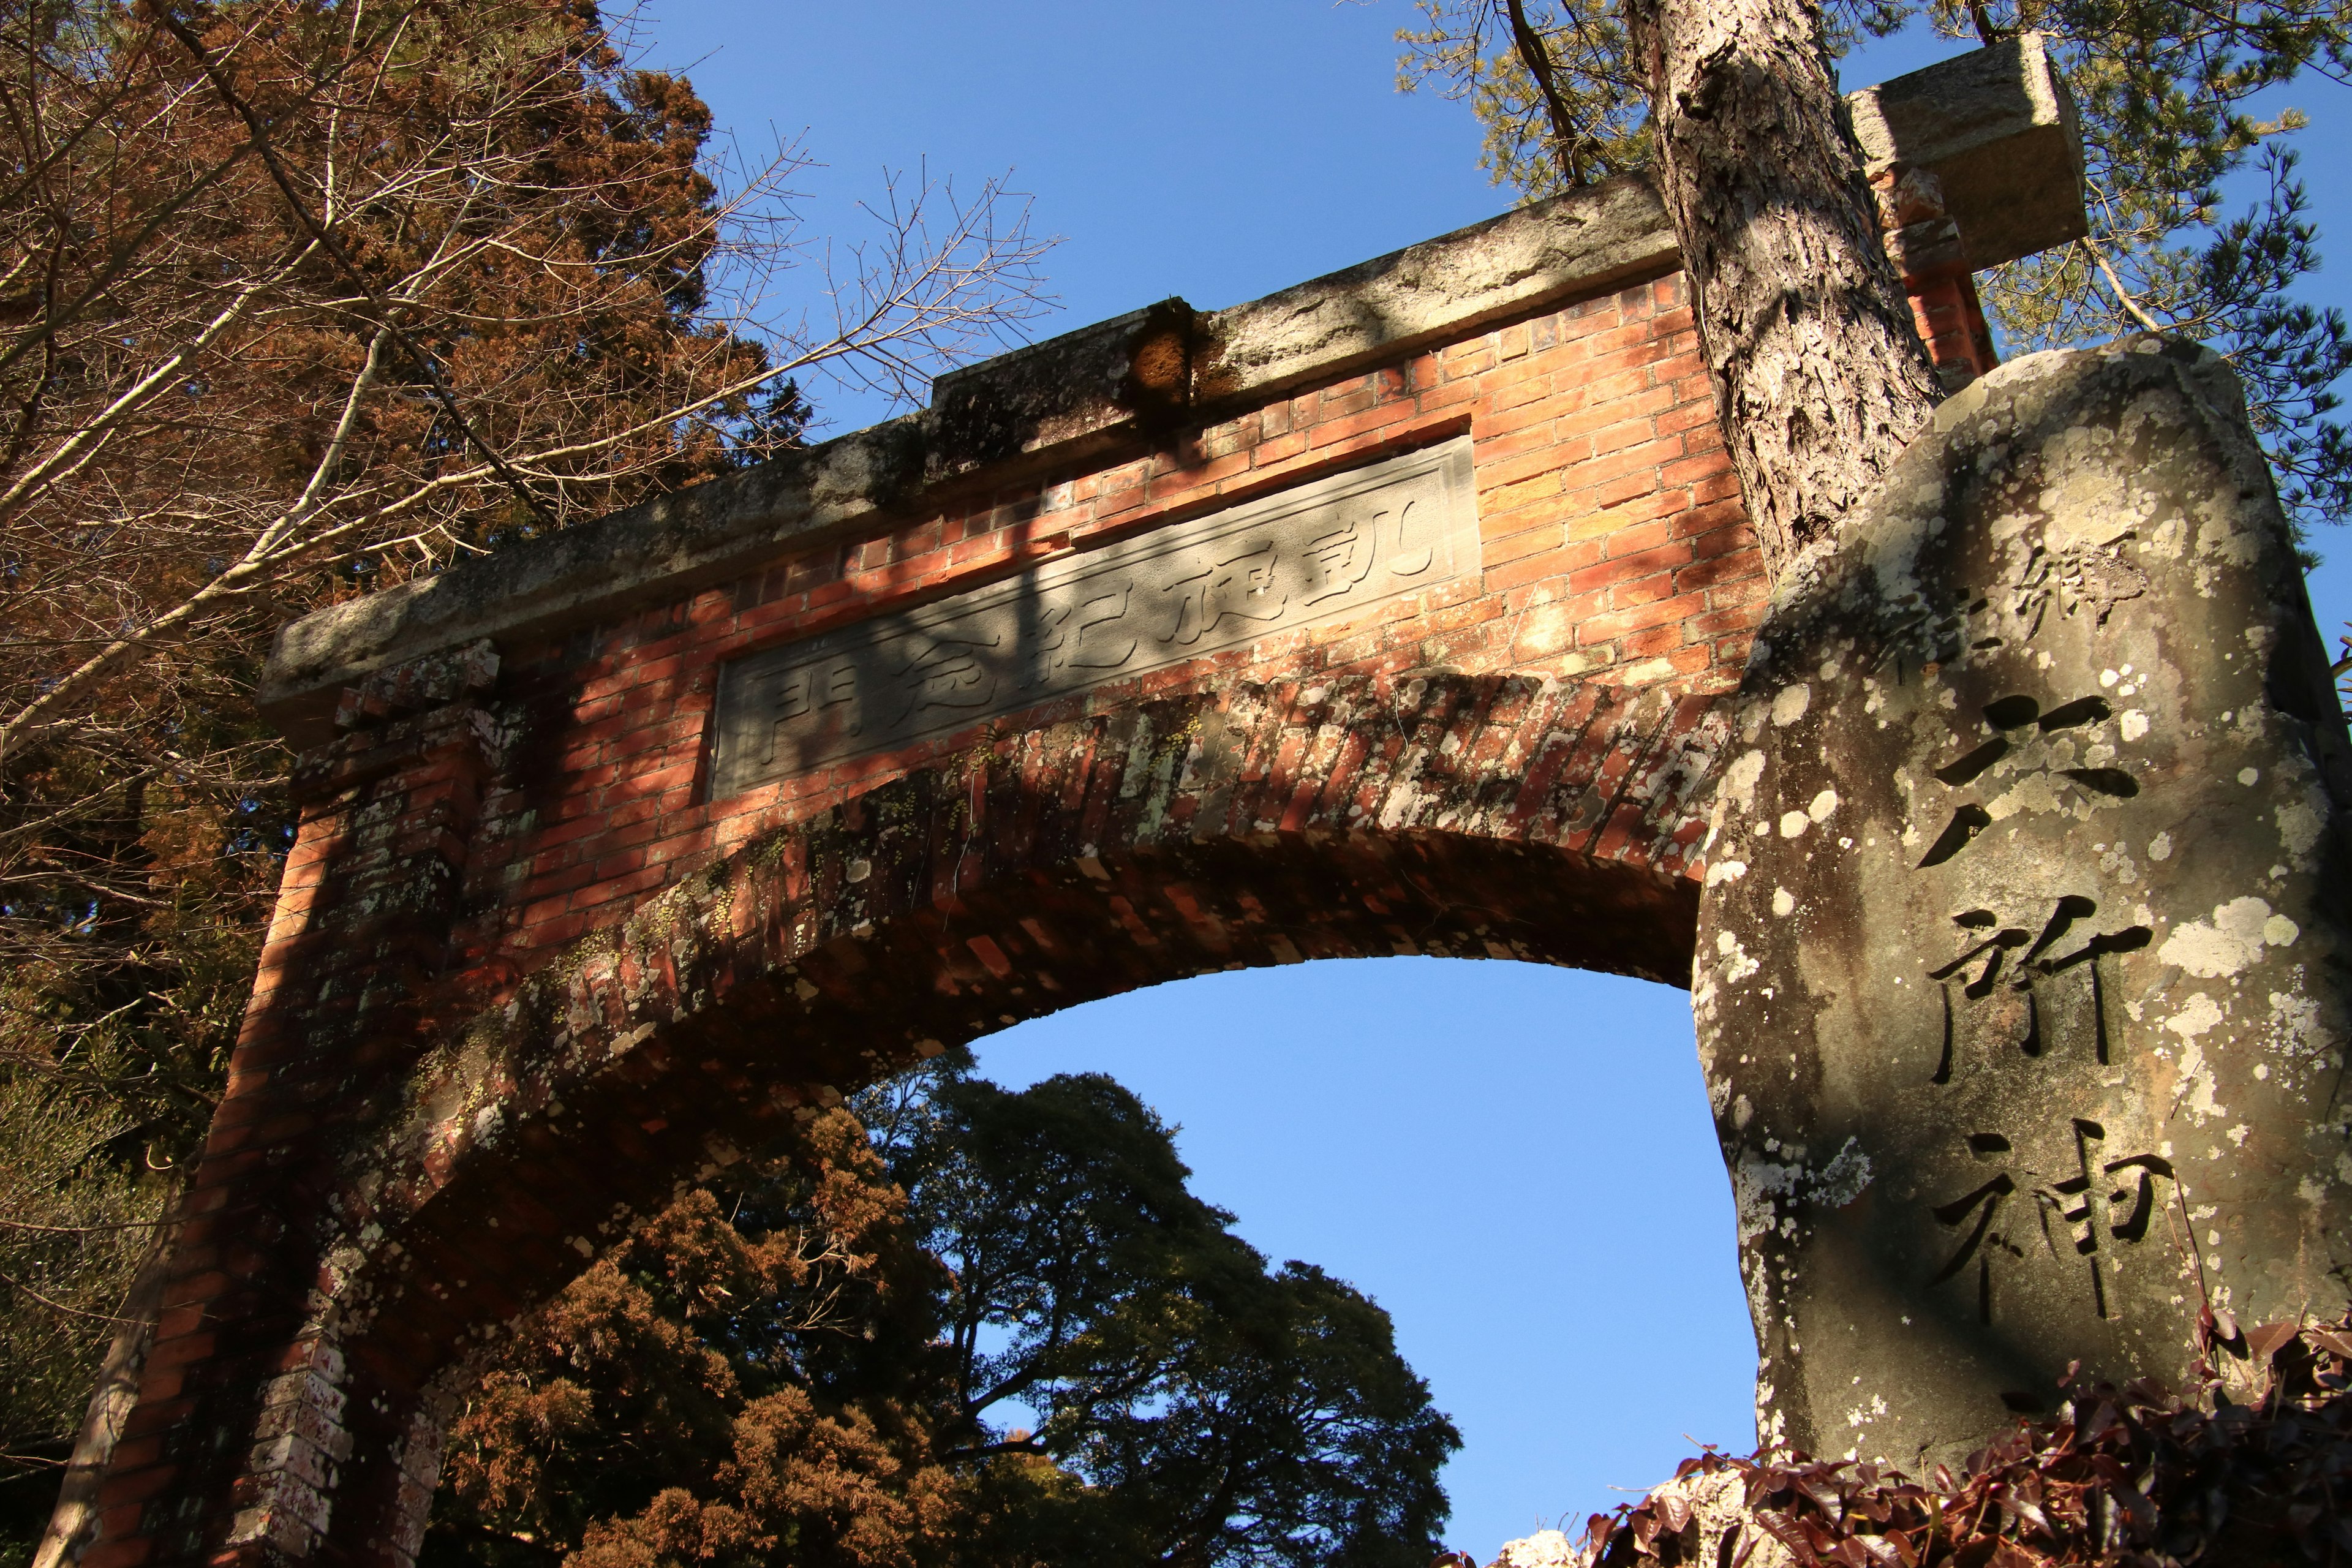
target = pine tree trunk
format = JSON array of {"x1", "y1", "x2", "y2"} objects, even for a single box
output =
[{"x1": 1628, "y1": 0, "x2": 1942, "y2": 579}]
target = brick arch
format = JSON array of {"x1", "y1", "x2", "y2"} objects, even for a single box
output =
[
  {"x1": 53, "y1": 52, "x2": 2116, "y2": 1568},
  {"x1": 75, "y1": 170, "x2": 1824, "y2": 1568},
  {"x1": 243, "y1": 669, "x2": 1727, "y2": 1568}
]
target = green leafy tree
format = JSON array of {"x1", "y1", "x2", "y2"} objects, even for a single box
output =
[
  {"x1": 426, "y1": 1061, "x2": 1460, "y2": 1568},
  {"x1": 1397, "y1": 0, "x2": 2352, "y2": 535},
  {"x1": 891, "y1": 1071, "x2": 1458, "y2": 1568}
]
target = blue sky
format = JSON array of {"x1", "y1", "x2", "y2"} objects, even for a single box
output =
[{"x1": 634, "y1": 3, "x2": 2351, "y2": 1553}]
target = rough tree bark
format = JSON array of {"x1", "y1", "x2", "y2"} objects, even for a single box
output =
[{"x1": 1626, "y1": 0, "x2": 1943, "y2": 579}]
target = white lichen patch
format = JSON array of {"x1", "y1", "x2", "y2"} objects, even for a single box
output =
[
  {"x1": 2277, "y1": 796, "x2": 2326, "y2": 865},
  {"x1": 2168, "y1": 1027, "x2": 2227, "y2": 1122},
  {"x1": 2165, "y1": 994, "x2": 2224, "y2": 1041},
  {"x1": 1771, "y1": 682, "x2": 1812, "y2": 728},
  {"x1": 2267, "y1": 989, "x2": 2329, "y2": 1061},
  {"x1": 1815, "y1": 1139, "x2": 1873, "y2": 1207},
  {"x1": 1984, "y1": 771, "x2": 2063, "y2": 822},
  {"x1": 1732, "y1": 1153, "x2": 1806, "y2": 1245},
  {"x1": 1716, "y1": 927, "x2": 1760, "y2": 985},
  {"x1": 2159, "y1": 895, "x2": 2295, "y2": 978},
  {"x1": 1724, "y1": 748, "x2": 1768, "y2": 812}
]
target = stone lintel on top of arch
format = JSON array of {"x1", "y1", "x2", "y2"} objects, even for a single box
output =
[{"x1": 254, "y1": 175, "x2": 1689, "y2": 743}]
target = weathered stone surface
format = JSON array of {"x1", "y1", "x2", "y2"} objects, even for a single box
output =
[
  {"x1": 1192, "y1": 174, "x2": 1676, "y2": 403},
  {"x1": 1694, "y1": 337, "x2": 2352, "y2": 1469},
  {"x1": 709, "y1": 439, "x2": 1478, "y2": 793},
  {"x1": 1845, "y1": 33, "x2": 2086, "y2": 270}
]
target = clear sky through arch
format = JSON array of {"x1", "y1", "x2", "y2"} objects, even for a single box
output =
[
  {"x1": 967, "y1": 959, "x2": 1754, "y2": 1558},
  {"x1": 630, "y1": 0, "x2": 2352, "y2": 1551}
]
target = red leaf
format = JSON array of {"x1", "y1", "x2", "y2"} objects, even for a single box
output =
[
  {"x1": 1754, "y1": 1509, "x2": 1820, "y2": 1567},
  {"x1": 1856, "y1": 1533, "x2": 1904, "y2": 1567},
  {"x1": 1798, "y1": 1474, "x2": 1846, "y2": 1519},
  {"x1": 2109, "y1": 1485, "x2": 2157, "y2": 1533},
  {"x1": 2246, "y1": 1320, "x2": 2300, "y2": 1359}
]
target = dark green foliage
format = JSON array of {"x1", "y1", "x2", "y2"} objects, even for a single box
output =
[
  {"x1": 426, "y1": 1058, "x2": 1458, "y2": 1568},
  {"x1": 892, "y1": 1069, "x2": 1459, "y2": 1568}
]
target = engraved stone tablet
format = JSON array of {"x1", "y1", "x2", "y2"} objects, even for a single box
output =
[
  {"x1": 1694, "y1": 342, "x2": 2352, "y2": 1469},
  {"x1": 710, "y1": 439, "x2": 1479, "y2": 798}
]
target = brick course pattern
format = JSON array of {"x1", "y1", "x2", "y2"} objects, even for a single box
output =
[{"x1": 83, "y1": 232, "x2": 1989, "y2": 1568}]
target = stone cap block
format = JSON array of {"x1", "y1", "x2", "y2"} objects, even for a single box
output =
[
  {"x1": 1845, "y1": 32, "x2": 2087, "y2": 269},
  {"x1": 1192, "y1": 173, "x2": 1678, "y2": 404}
]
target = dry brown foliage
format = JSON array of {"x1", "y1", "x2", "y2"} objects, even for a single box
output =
[
  {"x1": 1578, "y1": 1317, "x2": 2352, "y2": 1568},
  {"x1": 0, "y1": 0, "x2": 1049, "y2": 1518},
  {"x1": 435, "y1": 1107, "x2": 976, "y2": 1568},
  {"x1": 0, "y1": 0, "x2": 1049, "y2": 1149}
]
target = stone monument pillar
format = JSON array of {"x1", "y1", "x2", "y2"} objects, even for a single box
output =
[{"x1": 1695, "y1": 337, "x2": 2352, "y2": 1468}]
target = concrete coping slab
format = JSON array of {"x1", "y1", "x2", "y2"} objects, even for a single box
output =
[{"x1": 257, "y1": 175, "x2": 1684, "y2": 739}]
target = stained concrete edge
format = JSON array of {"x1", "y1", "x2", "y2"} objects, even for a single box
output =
[{"x1": 1845, "y1": 32, "x2": 2086, "y2": 268}]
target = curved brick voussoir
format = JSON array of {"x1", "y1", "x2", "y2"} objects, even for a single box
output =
[{"x1": 325, "y1": 669, "x2": 1726, "y2": 1385}]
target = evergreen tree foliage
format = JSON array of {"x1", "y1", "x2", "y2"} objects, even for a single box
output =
[
  {"x1": 426, "y1": 1060, "x2": 1460, "y2": 1568},
  {"x1": 1398, "y1": 0, "x2": 2352, "y2": 537},
  {"x1": 0, "y1": 1077, "x2": 151, "y2": 1555}
]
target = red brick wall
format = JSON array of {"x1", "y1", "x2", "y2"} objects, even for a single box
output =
[
  {"x1": 464, "y1": 270, "x2": 1759, "y2": 979},
  {"x1": 88, "y1": 265, "x2": 1769, "y2": 1568}
]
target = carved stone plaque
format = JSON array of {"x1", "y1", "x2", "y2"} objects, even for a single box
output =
[{"x1": 710, "y1": 439, "x2": 1479, "y2": 798}]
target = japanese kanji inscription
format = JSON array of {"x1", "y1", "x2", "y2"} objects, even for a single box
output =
[
  {"x1": 1692, "y1": 341, "x2": 2352, "y2": 1470},
  {"x1": 709, "y1": 439, "x2": 1479, "y2": 796}
]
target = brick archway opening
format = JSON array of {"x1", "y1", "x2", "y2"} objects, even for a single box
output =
[
  {"x1": 957, "y1": 948, "x2": 1756, "y2": 1553},
  {"x1": 270, "y1": 673, "x2": 1705, "y2": 1564}
]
